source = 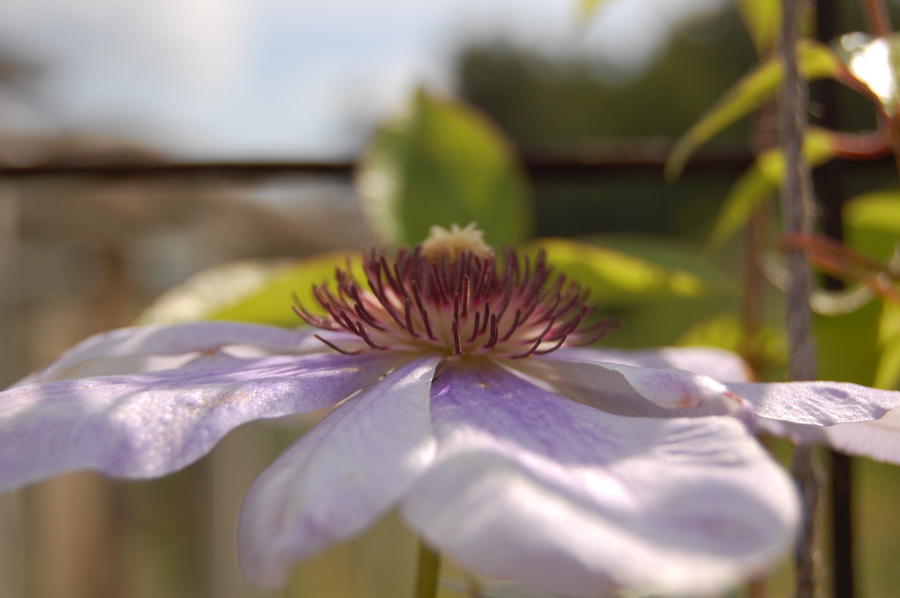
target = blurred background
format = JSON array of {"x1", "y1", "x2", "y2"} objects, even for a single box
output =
[{"x1": 2, "y1": 0, "x2": 900, "y2": 597}]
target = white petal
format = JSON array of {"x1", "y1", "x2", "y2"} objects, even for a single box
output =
[
  {"x1": 403, "y1": 362, "x2": 798, "y2": 598},
  {"x1": 19, "y1": 322, "x2": 352, "y2": 383},
  {"x1": 0, "y1": 351, "x2": 403, "y2": 490},
  {"x1": 819, "y1": 408, "x2": 900, "y2": 462},
  {"x1": 238, "y1": 356, "x2": 440, "y2": 589},
  {"x1": 730, "y1": 380, "x2": 900, "y2": 426},
  {"x1": 554, "y1": 346, "x2": 753, "y2": 382},
  {"x1": 514, "y1": 352, "x2": 746, "y2": 418}
]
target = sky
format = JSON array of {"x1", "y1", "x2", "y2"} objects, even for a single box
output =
[{"x1": 0, "y1": 0, "x2": 729, "y2": 160}]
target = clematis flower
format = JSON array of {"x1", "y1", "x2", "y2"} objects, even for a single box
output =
[{"x1": 3, "y1": 225, "x2": 900, "y2": 597}]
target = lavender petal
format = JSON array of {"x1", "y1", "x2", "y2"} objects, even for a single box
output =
[
  {"x1": 237, "y1": 356, "x2": 440, "y2": 589},
  {"x1": 515, "y1": 352, "x2": 746, "y2": 418},
  {"x1": 0, "y1": 350, "x2": 404, "y2": 490},
  {"x1": 402, "y1": 361, "x2": 799, "y2": 598},
  {"x1": 20, "y1": 322, "x2": 356, "y2": 384}
]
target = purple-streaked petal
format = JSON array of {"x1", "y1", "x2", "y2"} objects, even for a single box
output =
[
  {"x1": 513, "y1": 352, "x2": 746, "y2": 418},
  {"x1": 0, "y1": 351, "x2": 404, "y2": 491},
  {"x1": 402, "y1": 362, "x2": 798, "y2": 598},
  {"x1": 19, "y1": 322, "x2": 355, "y2": 384},
  {"x1": 553, "y1": 346, "x2": 753, "y2": 382},
  {"x1": 237, "y1": 356, "x2": 440, "y2": 589}
]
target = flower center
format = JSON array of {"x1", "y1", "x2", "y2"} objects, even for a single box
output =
[{"x1": 295, "y1": 224, "x2": 617, "y2": 358}]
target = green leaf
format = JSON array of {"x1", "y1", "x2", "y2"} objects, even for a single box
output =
[
  {"x1": 666, "y1": 41, "x2": 842, "y2": 180},
  {"x1": 675, "y1": 312, "x2": 786, "y2": 368},
  {"x1": 876, "y1": 302, "x2": 900, "y2": 389},
  {"x1": 707, "y1": 127, "x2": 837, "y2": 248},
  {"x1": 736, "y1": 0, "x2": 782, "y2": 55},
  {"x1": 844, "y1": 190, "x2": 900, "y2": 259},
  {"x1": 357, "y1": 89, "x2": 532, "y2": 249},
  {"x1": 706, "y1": 163, "x2": 776, "y2": 249},
  {"x1": 526, "y1": 237, "x2": 731, "y2": 306},
  {"x1": 816, "y1": 299, "x2": 881, "y2": 385},
  {"x1": 138, "y1": 253, "x2": 363, "y2": 328},
  {"x1": 580, "y1": 233, "x2": 735, "y2": 291}
]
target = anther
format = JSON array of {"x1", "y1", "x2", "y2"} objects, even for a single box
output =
[
  {"x1": 482, "y1": 314, "x2": 499, "y2": 350},
  {"x1": 404, "y1": 298, "x2": 420, "y2": 337},
  {"x1": 452, "y1": 320, "x2": 462, "y2": 355},
  {"x1": 314, "y1": 335, "x2": 362, "y2": 355},
  {"x1": 467, "y1": 311, "x2": 481, "y2": 343},
  {"x1": 500, "y1": 308, "x2": 521, "y2": 342},
  {"x1": 356, "y1": 322, "x2": 387, "y2": 350}
]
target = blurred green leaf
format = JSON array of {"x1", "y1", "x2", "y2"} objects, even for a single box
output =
[
  {"x1": 736, "y1": 0, "x2": 781, "y2": 55},
  {"x1": 139, "y1": 253, "x2": 362, "y2": 328},
  {"x1": 844, "y1": 190, "x2": 900, "y2": 259},
  {"x1": 666, "y1": 41, "x2": 841, "y2": 180},
  {"x1": 527, "y1": 237, "x2": 731, "y2": 306},
  {"x1": 676, "y1": 312, "x2": 744, "y2": 351},
  {"x1": 706, "y1": 163, "x2": 776, "y2": 249},
  {"x1": 581, "y1": 233, "x2": 735, "y2": 289},
  {"x1": 675, "y1": 312, "x2": 787, "y2": 369},
  {"x1": 816, "y1": 299, "x2": 881, "y2": 385},
  {"x1": 357, "y1": 89, "x2": 532, "y2": 248},
  {"x1": 876, "y1": 302, "x2": 900, "y2": 389},
  {"x1": 707, "y1": 127, "x2": 837, "y2": 248}
]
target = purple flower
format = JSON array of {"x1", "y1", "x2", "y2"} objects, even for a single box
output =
[{"x1": 2, "y1": 226, "x2": 899, "y2": 597}]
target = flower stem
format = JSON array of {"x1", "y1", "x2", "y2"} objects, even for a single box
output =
[{"x1": 414, "y1": 540, "x2": 441, "y2": 598}]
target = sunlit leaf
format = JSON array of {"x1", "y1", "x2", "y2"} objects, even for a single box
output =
[
  {"x1": 357, "y1": 89, "x2": 532, "y2": 248},
  {"x1": 736, "y1": 0, "x2": 782, "y2": 55},
  {"x1": 526, "y1": 237, "x2": 730, "y2": 306},
  {"x1": 707, "y1": 127, "x2": 837, "y2": 248},
  {"x1": 837, "y1": 32, "x2": 899, "y2": 114},
  {"x1": 581, "y1": 233, "x2": 735, "y2": 290},
  {"x1": 666, "y1": 41, "x2": 842, "y2": 180},
  {"x1": 139, "y1": 253, "x2": 363, "y2": 328}
]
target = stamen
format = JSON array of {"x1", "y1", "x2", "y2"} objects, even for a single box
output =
[
  {"x1": 314, "y1": 334, "x2": 361, "y2": 355},
  {"x1": 500, "y1": 308, "x2": 521, "y2": 341},
  {"x1": 510, "y1": 339, "x2": 542, "y2": 359},
  {"x1": 534, "y1": 337, "x2": 567, "y2": 355},
  {"x1": 482, "y1": 314, "x2": 499, "y2": 350},
  {"x1": 301, "y1": 230, "x2": 616, "y2": 358},
  {"x1": 480, "y1": 302, "x2": 491, "y2": 334},
  {"x1": 404, "y1": 298, "x2": 420, "y2": 337},
  {"x1": 461, "y1": 275, "x2": 470, "y2": 316},
  {"x1": 467, "y1": 311, "x2": 481, "y2": 342},
  {"x1": 412, "y1": 281, "x2": 437, "y2": 340},
  {"x1": 356, "y1": 322, "x2": 387, "y2": 350},
  {"x1": 452, "y1": 320, "x2": 462, "y2": 355},
  {"x1": 355, "y1": 304, "x2": 386, "y2": 331}
]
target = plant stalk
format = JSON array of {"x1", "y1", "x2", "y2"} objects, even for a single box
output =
[
  {"x1": 780, "y1": 1, "x2": 821, "y2": 597},
  {"x1": 414, "y1": 539, "x2": 441, "y2": 598}
]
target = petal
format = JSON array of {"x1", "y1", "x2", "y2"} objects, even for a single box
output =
[
  {"x1": 20, "y1": 322, "x2": 353, "y2": 384},
  {"x1": 402, "y1": 361, "x2": 798, "y2": 598},
  {"x1": 725, "y1": 381, "x2": 900, "y2": 427},
  {"x1": 513, "y1": 352, "x2": 746, "y2": 418},
  {"x1": 815, "y1": 408, "x2": 900, "y2": 463},
  {"x1": 554, "y1": 346, "x2": 753, "y2": 382},
  {"x1": 237, "y1": 356, "x2": 440, "y2": 589},
  {"x1": 0, "y1": 351, "x2": 404, "y2": 490}
]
